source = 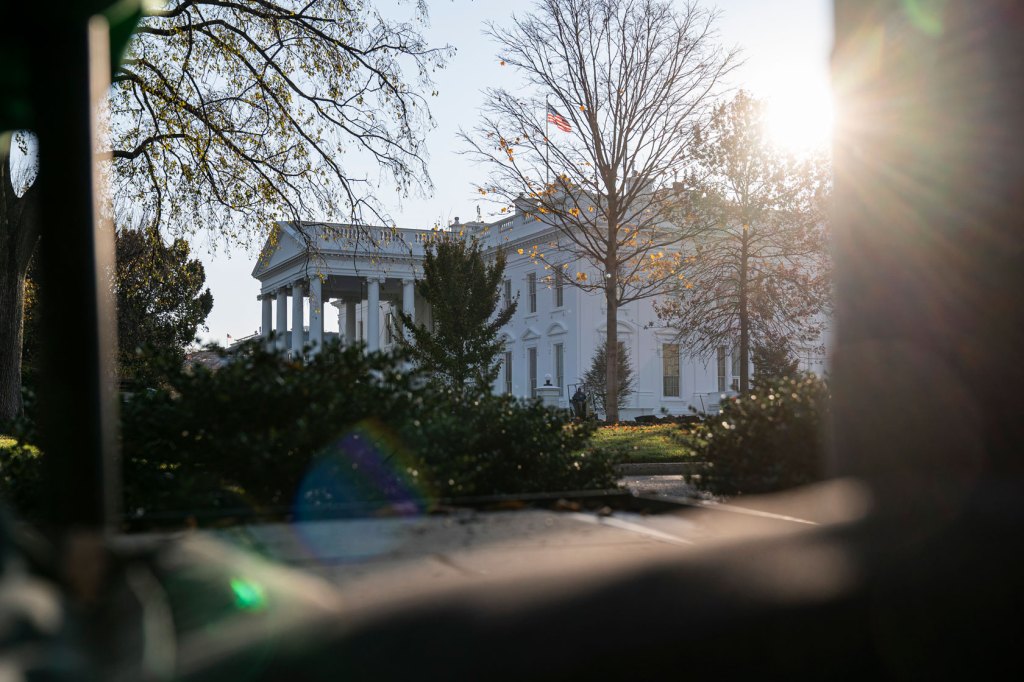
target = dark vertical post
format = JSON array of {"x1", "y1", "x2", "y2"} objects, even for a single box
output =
[
  {"x1": 831, "y1": 1, "x2": 1024, "y2": 516},
  {"x1": 32, "y1": 15, "x2": 120, "y2": 532}
]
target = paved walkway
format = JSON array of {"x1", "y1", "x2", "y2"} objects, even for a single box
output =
[{"x1": 621, "y1": 474, "x2": 702, "y2": 499}]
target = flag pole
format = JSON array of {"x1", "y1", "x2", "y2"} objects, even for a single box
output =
[{"x1": 545, "y1": 95, "x2": 550, "y2": 188}]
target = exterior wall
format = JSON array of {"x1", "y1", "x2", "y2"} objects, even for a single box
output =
[
  {"x1": 254, "y1": 218, "x2": 831, "y2": 418},
  {"x1": 478, "y1": 212, "x2": 830, "y2": 419},
  {"x1": 482, "y1": 216, "x2": 727, "y2": 418}
]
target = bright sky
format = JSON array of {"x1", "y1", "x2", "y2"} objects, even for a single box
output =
[{"x1": 196, "y1": 0, "x2": 833, "y2": 346}]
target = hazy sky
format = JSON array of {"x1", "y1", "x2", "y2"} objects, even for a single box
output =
[{"x1": 197, "y1": 0, "x2": 833, "y2": 345}]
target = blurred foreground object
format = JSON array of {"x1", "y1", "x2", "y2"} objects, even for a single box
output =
[{"x1": 3, "y1": 0, "x2": 1024, "y2": 679}]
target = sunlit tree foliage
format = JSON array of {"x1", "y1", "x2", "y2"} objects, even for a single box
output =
[{"x1": 656, "y1": 92, "x2": 831, "y2": 393}]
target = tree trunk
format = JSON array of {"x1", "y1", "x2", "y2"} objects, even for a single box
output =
[
  {"x1": 605, "y1": 273, "x2": 619, "y2": 422},
  {"x1": 0, "y1": 260, "x2": 25, "y2": 422},
  {"x1": 0, "y1": 138, "x2": 40, "y2": 422},
  {"x1": 738, "y1": 226, "x2": 750, "y2": 393}
]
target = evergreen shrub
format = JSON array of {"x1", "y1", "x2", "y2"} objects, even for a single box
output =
[
  {"x1": 0, "y1": 387, "x2": 41, "y2": 517},
  {"x1": 4, "y1": 342, "x2": 619, "y2": 522},
  {"x1": 114, "y1": 340, "x2": 618, "y2": 520},
  {"x1": 699, "y1": 375, "x2": 830, "y2": 495}
]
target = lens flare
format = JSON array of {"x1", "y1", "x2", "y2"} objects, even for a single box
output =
[
  {"x1": 763, "y1": 87, "x2": 834, "y2": 153},
  {"x1": 289, "y1": 419, "x2": 432, "y2": 563},
  {"x1": 229, "y1": 577, "x2": 267, "y2": 611}
]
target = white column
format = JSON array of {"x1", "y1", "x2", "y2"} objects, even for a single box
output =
[
  {"x1": 367, "y1": 276, "x2": 381, "y2": 352},
  {"x1": 402, "y1": 278, "x2": 415, "y2": 341},
  {"x1": 330, "y1": 300, "x2": 344, "y2": 340},
  {"x1": 275, "y1": 288, "x2": 288, "y2": 351},
  {"x1": 291, "y1": 281, "x2": 305, "y2": 356},
  {"x1": 345, "y1": 299, "x2": 357, "y2": 347},
  {"x1": 261, "y1": 295, "x2": 273, "y2": 349},
  {"x1": 309, "y1": 276, "x2": 324, "y2": 354}
]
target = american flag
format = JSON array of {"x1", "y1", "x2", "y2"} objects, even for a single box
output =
[{"x1": 546, "y1": 104, "x2": 572, "y2": 133}]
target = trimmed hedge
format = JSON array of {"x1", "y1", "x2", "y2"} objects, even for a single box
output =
[
  {"x1": 699, "y1": 375, "x2": 830, "y2": 495},
  {"x1": 4, "y1": 341, "x2": 619, "y2": 522}
]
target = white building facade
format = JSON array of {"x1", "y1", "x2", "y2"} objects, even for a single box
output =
[{"x1": 252, "y1": 212, "x2": 829, "y2": 418}]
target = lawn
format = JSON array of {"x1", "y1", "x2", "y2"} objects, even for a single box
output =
[{"x1": 591, "y1": 423, "x2": 704, "y2": 462}]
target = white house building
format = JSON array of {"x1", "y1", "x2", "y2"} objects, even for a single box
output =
[{"x1": 252, "y1": 211, "x2": 829, "y2": 418}]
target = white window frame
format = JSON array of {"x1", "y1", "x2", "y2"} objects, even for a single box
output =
[
  {"x1": 554, "y1": 342, "x2": 564, "y2": 392},
  {"x1": 717, "y1": 346, "x2": 727, "y2": 393},
  {"x1": 504, "y1": 350, "x2": 513, "y2": 395},
  {"x1": 528, "y1": 346, "x2": 538, "y2": 398},
  {"x1": 663, "y1": 343, "x2": 681, "y2": 397}
]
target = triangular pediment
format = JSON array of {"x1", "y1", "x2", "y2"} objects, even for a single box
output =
[
  {"x1": 597, "y1": 319, "x2": 637, "y2": 335},
  {"x1": 521, "y1": 326, "x2": 541, "y2": 341},
  {"x1": 546, "y1": 321, "x2": 569, "y2": 336},
  {"x1": 251, "y1": 222, "x2": 305, "y2": 279}
]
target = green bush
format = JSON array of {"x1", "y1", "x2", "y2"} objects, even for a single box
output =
[
  {"x1": 406, "y1": 392, "x2": 612, "y2": 497},
  {"x1": 1, "y1": 387, "x2": 42, "y2": 518},
  {"x1": 698, "y1": 375, "x2": 830, "y2": 495},
  {"x1": 3, "y1": 342, "x2": 618, "y2": 522},
  {"x1": 0, "y1": 438, "x2": 42, "y2": 518},
  {"x1": 116, "y1": 340, "x2": 618, "y2": 520}
]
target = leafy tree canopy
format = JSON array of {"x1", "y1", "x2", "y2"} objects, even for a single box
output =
[
  {"x1": 20, "y1": 226, "x2": 213, "y2": 388},
  {"x1": 115, "y1": 227, "x2": 213, "y2": 386},
  {"x1": 112, "y1": 0, "x2": 453, "y2": 243},
  {"x1": 657, "y1": 91, "x2": 831, "y2": 393}
]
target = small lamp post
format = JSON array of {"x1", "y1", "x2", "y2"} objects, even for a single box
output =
[{"x1": 537, "y1": 373, "x2": 560, "y2": 407}]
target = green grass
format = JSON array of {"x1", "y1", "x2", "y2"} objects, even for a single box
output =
[{"x1": 590, "y1": 423, "x2": 705, "y2": 462}]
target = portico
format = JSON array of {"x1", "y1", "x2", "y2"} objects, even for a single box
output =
[{"x1": 252, "y1": 222, "x2": 430, "y2": 356}]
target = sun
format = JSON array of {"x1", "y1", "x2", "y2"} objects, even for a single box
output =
[{"x1": 762, "y1": 85, "x2": 834, "y2": 153}]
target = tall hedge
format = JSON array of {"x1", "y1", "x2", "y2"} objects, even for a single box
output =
[
  {"x1": 112, "y1": 341, "x2": 618, "y2": 519},
  {"x1": 699, "y1": 375, "x2": 830, "y2": 495}
]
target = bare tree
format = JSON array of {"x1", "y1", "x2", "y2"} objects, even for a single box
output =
[
  {"x1": 655, "y1": 92, "x2": 832, "y2": 393},
  {"x1": 0, "y1": 0, "x2": 452, "y2": 420},
  {"x1": 462, "y1": 0, "x2": 737, "y2": 421}
]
